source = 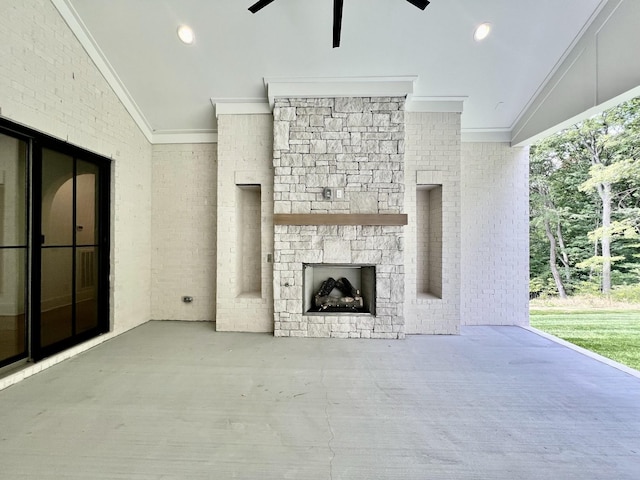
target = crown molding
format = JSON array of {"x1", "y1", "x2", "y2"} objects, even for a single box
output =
[
  {"x1": 52, "y1": 0, "x2": 154, "y2": 143},
  {"x1": 211, "y1": 98, "x2": 272, "y2": 118},
  {"x1": 406, "y1": 96, "x2": 466, "y2": 113},
  {"x1": 461, "y1": 129, "x2": 512, "y2": 143},
  {"x1": 264, "y1": 76, "x2": 417, "y2": 107}
]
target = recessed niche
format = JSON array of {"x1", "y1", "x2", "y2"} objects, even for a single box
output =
[
  {"x1": 416, "y1": 185, "x2": 442, "y2": 298},
  {"x1": 303, "y1": 264, "x2": 375, "y2": 315},
  {"x1": 236, "y1": 184, "x2": 262, "y2": 297}
]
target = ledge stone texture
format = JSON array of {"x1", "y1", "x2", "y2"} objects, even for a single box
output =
[{"x1": 273, "y1": 97, "x2": 405, "y2": 339}]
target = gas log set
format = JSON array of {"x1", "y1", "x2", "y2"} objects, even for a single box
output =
[{"x1": 314, "y1": 277, "x2": 365, "y2": 312}]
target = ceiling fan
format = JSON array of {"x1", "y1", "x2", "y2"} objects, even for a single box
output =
[{"x1": 248, "y1": 0, "x2": 430, "y2": 48}]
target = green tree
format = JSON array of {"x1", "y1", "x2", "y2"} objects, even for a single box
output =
[
  {"x1": 530, "y1": 97, "x2": 640, "y2": 296},
  {"x1": 572, "y1": 99, "x2": 640, "y2": 293},
  {"x1": 530, "y1": 143, "x2": 570, "y2": 297}
]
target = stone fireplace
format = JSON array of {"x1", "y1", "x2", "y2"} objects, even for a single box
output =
[
  {"x1": 272, "y1": 97, "x2": 406, "y2": 338},
  {"x1": 214, "y1": 84, "x2": 505, "y2": 336}
]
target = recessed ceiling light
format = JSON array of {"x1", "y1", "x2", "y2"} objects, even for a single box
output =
[
  {"x1": 473, "y1": 23, "x2": 491, "y2": 42},
  {"x1": 177, "y1": 25, "x2": 195, "y2": 45}
]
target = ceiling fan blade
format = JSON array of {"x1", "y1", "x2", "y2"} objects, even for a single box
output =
[
  {"x1": 333, "y1": 0, "x2": 343, "y2": 48},
  {"x1": 248, "y1": 0, "x2": 277, "y2": 14},
  {"x1": 405, "y1": 0, "x2": 430, "y2": 10}
]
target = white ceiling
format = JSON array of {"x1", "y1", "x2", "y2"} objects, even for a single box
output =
[{"x1": 62, "y1": 0, "x2": 604, "y2": 140}]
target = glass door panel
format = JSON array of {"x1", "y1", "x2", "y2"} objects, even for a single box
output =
[
  {"x1": 34, "y1": 148, "x2": 107, "y2": 359},
  {"x1": 0, "y1": 135, "x2": 26, "y2": 244},
  {"x1": 0, "y1": 249, "x2": 26, "y2": 364},
  {"x1": 0, "y1": 132, "x2": 28, "y2": 367},
  {"x1": 76, "y1": 246, "x2": 98, "y2": 334},
  {"x1": 39, "y1": 149, "x2": 75, "y2": 350},
  {"x1": 75, "y1": 162, "x2": 100, "y2": 335},
  {"x1": 75, "y1": 164, "x2": 100, "y2": 332},
  {"x1": 76, "y1": 162, "x2": 99, "y2": 244},
  {"x1": 40, "y1": 248, "x2": 73, "y2": 347},
  {"x1": 41, "y1": 150, "x2": 74, "y2": 247}
]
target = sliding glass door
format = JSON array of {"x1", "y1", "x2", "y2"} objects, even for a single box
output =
[
  {"x1": 32, "y1": 145, "x2": 110, "y2": 361},
  {"x1": 0, "y1": 132, "x2": 28, "y2": 367},
  {"x1": 0, "y1": 120, "x2": 110, "y2": 367}
]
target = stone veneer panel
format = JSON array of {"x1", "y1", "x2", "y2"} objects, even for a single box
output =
[{"x1": 273, "y1": 97, "x2": 405, "y2": 338}]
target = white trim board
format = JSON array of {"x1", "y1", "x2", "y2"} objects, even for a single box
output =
[
  {"x1": 212, "y1": 99, "x2": 272, "y2": 118},
  {"x1": 264, "y1": 76, "x2": 418, "y2": 107}
]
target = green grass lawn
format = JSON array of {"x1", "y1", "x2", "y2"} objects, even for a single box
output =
[{"x1": 530, "y1": 310, "x2": 640, "y2": 371}]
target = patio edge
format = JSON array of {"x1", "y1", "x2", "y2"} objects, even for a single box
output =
[{"x1": 523, "y1": 326, "x2": 640, "y2": 379}]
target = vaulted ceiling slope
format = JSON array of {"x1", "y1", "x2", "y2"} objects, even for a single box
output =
[{"x1": 55, "y1": 0, "x2": 633, "y2": 144}]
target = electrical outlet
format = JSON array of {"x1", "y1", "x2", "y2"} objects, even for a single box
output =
[
  {"x1": 336, "y1": 189, "x2": 344, "y2": 199},
  {"x1": 182, "y1": 296, "x2": 193, "y2": 303}
]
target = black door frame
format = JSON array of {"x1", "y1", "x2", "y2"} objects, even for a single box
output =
[
  {"x1": 0, "y1": 123, "x2": 31, "y2": 369},
  {"x1": 0, "y1": 118, "x2": 111, "y2": 364}
]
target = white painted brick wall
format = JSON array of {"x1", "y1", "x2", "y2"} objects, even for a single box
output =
[
  {"x1": 461, "y1": 142, "x2": 530, "y2": 326},
  {"x1": 216, "y1": 114, "x2": 274, "y2": 332},
  {"x1": 0, "y1": 0, "x2": 153, "y2": 335},
  {"x1": 151, "y1": 143, "x2": 217, "y2": 321},
  {"x1": 404, "y1": 112, "x2": 461, "y2": 334}
]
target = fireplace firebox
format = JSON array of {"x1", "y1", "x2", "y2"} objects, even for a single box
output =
[{"x1": 303, "y1": 264, "x2": 375, "y2": 315}]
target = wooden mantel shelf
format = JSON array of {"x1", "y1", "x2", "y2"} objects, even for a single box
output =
[{"x1": 274, "y1": 213, "x2": 408, "y2": 226}]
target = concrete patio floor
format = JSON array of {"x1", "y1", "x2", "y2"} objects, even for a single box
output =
[{"x1": 0, "y1": 321, "x2": 639, "y2": 479}]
